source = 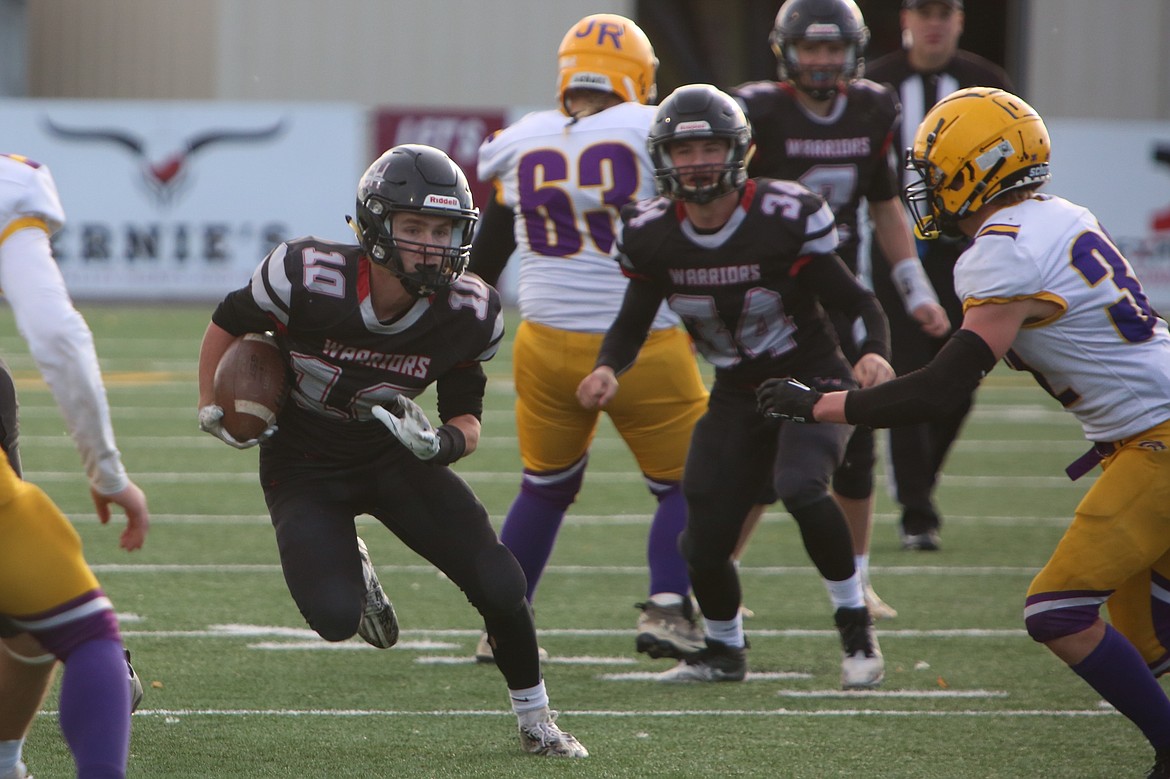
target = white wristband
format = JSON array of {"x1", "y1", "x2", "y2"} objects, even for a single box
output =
[{"x1": 890, "y1": 257, "x2": 939, "y2": 314}]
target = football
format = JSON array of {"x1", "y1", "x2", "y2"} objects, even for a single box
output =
[{"x1": 213, "y1": 332, "x2": 289, "y2": 441}]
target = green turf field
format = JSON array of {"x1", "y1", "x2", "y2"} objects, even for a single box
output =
[{"x1": 4, "y1": 304, "x2": 1157, "y2": 778}]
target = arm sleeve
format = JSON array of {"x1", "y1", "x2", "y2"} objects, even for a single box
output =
[
  {"x1": 435, "y1": 362, "x2": 487, "y2": 422},
  {"x1": 595, "y1": 276, "x2": 663, "y2": 375},
  {"x1": 0, "y1": 225, "x2": 128, "y2": 494},
  {"x1": 467, "y1": 196, "x2": 517, "y2": 288},
  {"x1": 843, "y1": 329, "x2": 997, "y2": 427},
  {"x1": 799, "y1": 253, "x2": 891, "y2": 360}
]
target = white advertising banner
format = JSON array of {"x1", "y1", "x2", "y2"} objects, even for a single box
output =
[
  {"x1": 0, "y1": 100, "x2": 367, "y2": 300},
  {"x1": 1046, "y1": 119, "x2": 1170, "y2": 310}
]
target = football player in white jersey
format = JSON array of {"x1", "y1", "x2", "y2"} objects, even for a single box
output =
[
  {"x1": 0, "y1": 154, "x2": 149, "y2": 779},
  {"x1": 756, "y1": 87, "x2": 1170, "y2": 778},
  {"x1": 470, "y1": 13, "x2": 718, "y2": 663}
]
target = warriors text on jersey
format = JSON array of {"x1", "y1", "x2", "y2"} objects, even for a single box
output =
[
  {"x1": 957, "y1": 194, "x2": 1170, "y2": 442},
  {"x1": 610, "y1": 179, "x2": 886, "y2": 387},
  {"x1": 211, "y1": 237, "x2": 504, "y2": 461},
  {"x1": 731, "y1": 79, "x2": 901, "y2": 270},
  {"x1": 477, "y1": 102, "x2": 677, "y2": 332}
]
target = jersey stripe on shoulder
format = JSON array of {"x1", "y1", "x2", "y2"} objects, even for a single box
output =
[{"x1": 976, "y1": 223, "x2": 1021, "y2": 240}]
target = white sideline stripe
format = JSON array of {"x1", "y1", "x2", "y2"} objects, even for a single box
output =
[
  {"x1": 118, "y1": 624, "x2": 1027, "y2": 640},
  {"x1": 417, "y1": 655, "x2": 637, "y2": 666},
  {"x1": 58, "y1": 707, "x2": 1118, "y2": 719},
  {"x1": 24, "y1": 470, "x2": 1089, "y2": 486},
  {"x1": 249, "y1": 640, "x2": 460, "y2": 651},
  {"x1": 94, "y1": 562, "x2": 1041, "y2": 577},
  {"x1": 776, "y1": 690, "x2": 1008, "y2": 699},
  {"x1": 600, "y1": 671, "x2": 811, "y2": 681}
]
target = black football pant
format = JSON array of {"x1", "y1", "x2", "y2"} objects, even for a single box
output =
[
  {"x1": 680, "y1": 383, "x2": 856, "y2": 621},
  {"x1": 260, "y1": 444, "x2": 541, "y2": 689},
  {"x1": 872, "y1": 242, "x2": 974, "y2": 535}
]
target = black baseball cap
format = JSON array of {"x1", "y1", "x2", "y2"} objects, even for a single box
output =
[{"x1": 902, "y1": 0, "x2": 963, "y2": 9}]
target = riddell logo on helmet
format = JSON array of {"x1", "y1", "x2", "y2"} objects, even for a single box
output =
[
  {"x1": 423, "y1": 194, "x2": 460, "y2": 208},
  {"x1": 569, "y1": 72, "x2": 611, "y2": 90},
  {"x1": 675, "y1": 121, "x2": 712, "y2": 133}
]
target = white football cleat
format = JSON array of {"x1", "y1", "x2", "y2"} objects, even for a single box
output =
[
  {"x1": 356, "y1": 537, "x2": 399, "y2": 649},
  {"x1": 518, "y1": 708, "x2": 588, "y2": 758},
  {"x1": 835, "y1": 606, "x2": 884, "y2": 689},
  {"x1": 635, "y1": 598, "x2": 705, "y2": 660}
]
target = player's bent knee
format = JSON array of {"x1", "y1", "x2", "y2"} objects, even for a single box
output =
[
  {"x1": 1024, "y1": 600, "x2": 1101, "y2": 644},
  {"x1": 471, "y1": 543, "x2": 528, "y2": 615},
  {"x1": 519, "y1": 459, "x2": 587, "y2": 510}
]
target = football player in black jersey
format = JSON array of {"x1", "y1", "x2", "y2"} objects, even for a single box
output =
[
  {"x1": 196, "y1": 144, "x2": 587, "y2": 758},
  {"x1": 577, "y1": 85, "x2": 888, "y2": 689},
  {"x1": 730, "y1": 0, "x2": 950, "y2": 614},
  {"x1": 866, "y1": 0, "x2": 1014, "y2": 552}
]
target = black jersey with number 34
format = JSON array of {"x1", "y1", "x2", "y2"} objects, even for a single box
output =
[
  {"x1": 616, "y1": 179, "x2": 854, "y2": 387},
  {"x1": 212, "y1": 236, "x2": 504, "y2": 461}
]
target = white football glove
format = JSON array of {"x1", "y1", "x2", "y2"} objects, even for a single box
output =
[
  {"x1": 373, "y1": 396, "x2": 441, "y2": 460},
  {"x1": 198, "y1": 404, "x2": 274, "y2": 450}
]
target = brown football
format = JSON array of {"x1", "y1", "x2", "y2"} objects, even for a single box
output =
[{"x1": 213, "y1": 333, "x2": 288, "y2": 441}]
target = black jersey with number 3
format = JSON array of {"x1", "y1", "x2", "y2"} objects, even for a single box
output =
[
  {"x1": 732, "y1": 79, "x2": 901, "y2": 270},
  {"x1": 212, "y1": 236, "x2": 504, "y2": 461},
  {"x1": 615, "y1": 179, "x2": 858, "y2": 387}
]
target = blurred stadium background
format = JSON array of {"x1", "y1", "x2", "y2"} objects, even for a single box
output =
[{"x1": 0, "y1": 0, "x2": 1167, "y2": 305}]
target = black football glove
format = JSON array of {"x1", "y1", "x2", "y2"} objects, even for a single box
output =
[{"x1": 755, "y1": 378, "x2": 823, "y2": 423}]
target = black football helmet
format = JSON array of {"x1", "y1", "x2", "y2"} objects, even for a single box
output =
[
  {"x1": 351, "y1": 144, "x2": 479, "y2": 296},
  {"x1": 648, "y1": 84, "x2": 752, "y2": 204},
  {"x1": 770, "y1": 0, "x2": 869, "y2": 100}
]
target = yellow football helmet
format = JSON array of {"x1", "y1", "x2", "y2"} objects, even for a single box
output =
[
  {"x1": 556, "y1": 13, "x2": 658, "y2": 112},
  {"x1": 904, "y1": 87, "x2": 1051, "y2": 239}
]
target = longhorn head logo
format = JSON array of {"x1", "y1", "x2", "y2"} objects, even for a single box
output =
[{"x1": 42, "y1": 117, "x2": 286, "y2": 205}]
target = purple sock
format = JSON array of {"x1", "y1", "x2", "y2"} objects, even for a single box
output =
[
  {"x1": 499, "y1": 462, "x2": 585, "y2": 603},
  {"x1": 58, "y1": 638, "x2": 130, "y2": 778},
  {"x1": 1071, "y1": 624, "x2": 1170, "y2": 751},
  {"x1": 646, "y1": 482, "x2": 690, "y2": 597}
]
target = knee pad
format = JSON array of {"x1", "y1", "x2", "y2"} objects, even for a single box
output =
[
  {"x1": 1024, "y1": 596, "x2": 1104, "y2": 643},
  {"x1": 473, "y1": 543, "x2": 528, "y2": 616},
  {"x1": 832, "y1": 428, "x2": 875, "y2": 500},
  {"x1": 519, "y1": 456, "x2": 587, "y2": 510}
]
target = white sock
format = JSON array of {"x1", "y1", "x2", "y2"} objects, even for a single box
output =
[
  {"x1": 0, "y1": 739, "x2": 24, "y2": 775},
  {"x1": 648, "y1": 592, "x2": 684, "y2": 607},
  {"x1": 824, "y1": 572, "x2": 865, "y2": 609},
  {"x1": 854, "y1": 554, "x2": 870, "y2": 585},
  {"x1": 704, "y1": 615, "x2": 745, "y2": 649},
  {"x1": 509, "y1": 680, "x2": 549, "y2": 716}
]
